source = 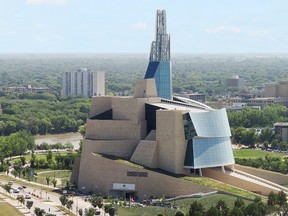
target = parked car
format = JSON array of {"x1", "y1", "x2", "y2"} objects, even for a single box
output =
[
  {"x1": 25, "y1": 194, "x2": 31, "y2": 199},
  {"x1": 18, "y1": 186, "x2": 23, "y2": 190},
  {"x1": 22, "y1": 185, "x2": 27, "y2": 189},
  {"x1": 13, "y1": 188, "x2": 20, "y2": 193},
  {"x1": 8, "y1": 181, "x2": 13, "y2": 186},
  {"x1": 62, "y1": 190, "x2": 67, "y2": 194}
]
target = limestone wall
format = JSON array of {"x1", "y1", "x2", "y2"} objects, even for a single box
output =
[
  {"x1": 85, "y1": 119, "x2": 146, "y2": 140},
  {"x1": 77, "y1": 150, "x2": 214, "y2": 200},
  {"x1": 89, "y1": 96, "x2": 112, "y2": 118},
  {"x1": 156, "y1": 110, "x2": 186, "y2": 174},
  {"x1": 84, "y1": 139, "x2": 139, "y2": 158},
  {"x1": 130, "y1": 140, "x2": 159, "y2": 168}
]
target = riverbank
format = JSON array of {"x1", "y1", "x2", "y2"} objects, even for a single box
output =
[{"x1": 34, "y1": 132, "x2": 83, "y2": 149}]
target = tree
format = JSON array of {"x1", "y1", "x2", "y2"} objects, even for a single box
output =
[
  {"x1": 52, "y1": 178, "x2": 57, "y2": 187},
  {"x1": 229, "y1": 207, "x2": 244, "y2": 216},
  {"x1": 34, "y1": 207, "x2": 45, "y2": 216},
  {"x1": 206, "y1": 206, "x2": 222, "y2": 216},
  {"x1": 188, "y1": 201, "x2": 205, "y2": 216},
  {"x1": 216, "y1": 199, "x2": 229, "y2": 216},
  {"x1": 59, "y1": 195, "x2": 68, "y2": 207},
  {"x1": 20, "y1": 156, "x2": 26, "y2": 166},
  {"x1": 46, "y1": 176, "x2": 51, "y2": 186},
  {"x1": 88, "y1": 195, "x2": 103, "y2": 208},
  {"x1": 267, "y1": 191, "x2": 278, "y2": 206},
  {"x1": 1, "y1": 184, "x2": 11, "y2": 193},
  {"x1": 17, "y1": 195, "x2": 25, "y2": 205},
  {"x1": 26, "y1": 200, "x2": 33, "y2": 212},
  {"x1": 234, "y1": 198, "x2": 245, "y2": 208},
  {"x1": 66, "y1": 199, "x2": 74, "y2": 211},
  {"x1": 175, "y1": 211, "x2": 185, "y2": 216},
  {"x1": 46, "y1": 150, "x2": 53, "y2": 160},
  {"x1": 86, "y1": 208, "x2": 96, "y2": 216},
  {"x1": 277, "y1": 191, "x2": 287, "y2": 206}
]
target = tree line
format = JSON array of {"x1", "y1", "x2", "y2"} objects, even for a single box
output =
[{"x1": 0, "y1": 95, "x2": 90, "y2": 136}]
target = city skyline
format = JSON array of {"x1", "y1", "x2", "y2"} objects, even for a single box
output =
[{"x1": 1, "y1": 0, "x2": 288, "y2": 53}]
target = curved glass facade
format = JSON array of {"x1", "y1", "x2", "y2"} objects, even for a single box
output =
[
  {"x1": 190, "y1": 108, "x2": 231, "y2": 137},
  {"x1": 184, "y1": 108, "x2": 235, "y2": 169},
  {"x1": 193, "y1": 137, "x2": 234, "y2": 168}
]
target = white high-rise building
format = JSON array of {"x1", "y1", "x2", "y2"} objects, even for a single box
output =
[{"x1": 62, "y1": 68, "x2": 105, "y2": 97}]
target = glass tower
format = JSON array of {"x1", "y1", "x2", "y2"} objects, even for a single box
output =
[{"x1": 144, "y1": 10, "x2": 172, "y2": 100}]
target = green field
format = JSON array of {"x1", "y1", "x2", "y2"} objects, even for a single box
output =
[
  {"x1": 182, "y1": 176, "x2": 257, "y2": 199},
  {"x1": 0, "y1": 199, "x2": 23, "y2": 216},
  {"x1": 233, "y1": 149, "x2": 286, "y2": 159},
  {"x1": 37, "y1": 170, "x2": 71, "y2": 187},
  {"x1": 118, "y1": 194, "x2": 252, "y2": 216}
]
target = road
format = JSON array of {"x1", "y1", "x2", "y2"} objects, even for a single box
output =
[{"x1": 0, "y1": 178, "x2": 95, "y2": 215}]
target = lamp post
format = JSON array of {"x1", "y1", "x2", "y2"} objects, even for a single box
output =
[{"x1": 72, "y1": 186, "x2": 85, "y2": 216}]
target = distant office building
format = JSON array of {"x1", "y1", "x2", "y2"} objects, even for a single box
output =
[
  {"x1": 144, "y1": 10, "x2": 172, "y2": 99},
  {"x1": 226, "y1": 75, "x2": 245, "y2": 90},
  {"x1": 264, "y1": 81, "x2": 288, "y2": 98},
  {"x1": 229, "y1": 97, "x2": 288, "y2": 108},
  {"x1": 274, "y1": 122, "x2": 288, "y2": 142},
  {"x1": 176, "y1": 93, "x2": 206, "y2": 103},
  {"x1": 62, "y1": 68, "x2": 105, "y2": 98},
  {"x1": 1, "y1": 85, "x2": 52, "y2": 94}
]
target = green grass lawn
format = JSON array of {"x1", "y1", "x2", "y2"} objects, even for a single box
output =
[
  {"x1": 118, "y1": 194, "x2": 253, "y2": 216},
  {"x1": 0, "y1": 199, "x2": 24, "y2": 216},
  {"x1": 37, "y1": 170, "x2": 71, "y2": 187},
  {"x1": 181, "y1": 176, "x2": 258, "y2": 199},
  {"x1": 233, "y1": 149, "x2": 286, "y2": 159}
]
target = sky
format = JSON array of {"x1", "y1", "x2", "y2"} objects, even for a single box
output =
[{"x1": 1, "y1": 0, "x2": 288, "y2": 53}]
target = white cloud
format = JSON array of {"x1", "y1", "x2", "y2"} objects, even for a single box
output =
[
  {"x1": 26, "y1": 0, "x2": 67, "y2": 5},
  {"x1": 133, "y1": 22, "x2": 148, "y2": 30},
  {"x1": 205, "y1": 25, "x2": 241, "y2": 33}
]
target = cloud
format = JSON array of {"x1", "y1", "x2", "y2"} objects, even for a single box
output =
[
  {"x1": 205, "y1": 25, "x2": 241, "y2": 33},
  {"x1": 25, "y1": 0, "x2": 67, "y2": 5},
  {"x1": 133, "y1": 22, "x2": 148, "y2": 30}
]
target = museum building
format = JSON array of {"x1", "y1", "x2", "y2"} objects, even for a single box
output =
[{"x1": 71, "y1": 79, "x2": 235, "y2": 199}]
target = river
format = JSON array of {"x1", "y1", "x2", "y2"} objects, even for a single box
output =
[{"x1": 34, "y1": 132, "x2": 83, "y2": 150}]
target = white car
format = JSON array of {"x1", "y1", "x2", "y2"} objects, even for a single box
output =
[
  {"x1": 13, "y1": 188, "x2": 20, "y2": 193},
  {"x1": 25, "y1": 194, "x2": 31, "y2": 199}
]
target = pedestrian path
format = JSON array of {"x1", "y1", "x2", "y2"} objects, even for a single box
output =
[{"x1": 0, "y1": 193, "x2": 31, "y2": 215}]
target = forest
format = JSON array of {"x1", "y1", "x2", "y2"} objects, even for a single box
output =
[{"x1": 1, "y1": 53, "x2": 288, "y2": 96}]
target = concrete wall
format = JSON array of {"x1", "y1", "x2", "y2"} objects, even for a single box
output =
[
  {"x1": 156, "y1": 110, "x2": 187, "y2": 174},
  {"x1": 89, "y1": 96, "x2": 112, "y2": 118},
  {"x1": 70, "y1": 157, "x2": 81, "y2": 185},
  {"x1": 112, "y1": 98, "x2": 146, "y2": 122},
  {"x1": 85, "y1": 119, "x2": 146, "y2": 140},
  {"x1": 77, "y1": 148, "x2": 214, "y2": 200},
  {"x1": 134, "y1": 79, "x2": 158, "y2": 98},
  {"x1": 202, "y1": 168, "x2": 278, "y2": 196},
  {"x1": 234, "y1": 164, "x2": 288, "y2": 186},
  {"x1": 84, "y1": 139, "x2": 139, "y2": 159},
  {"x1": 130, "y1": 140, "x2": 159, "y2": 168}
]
